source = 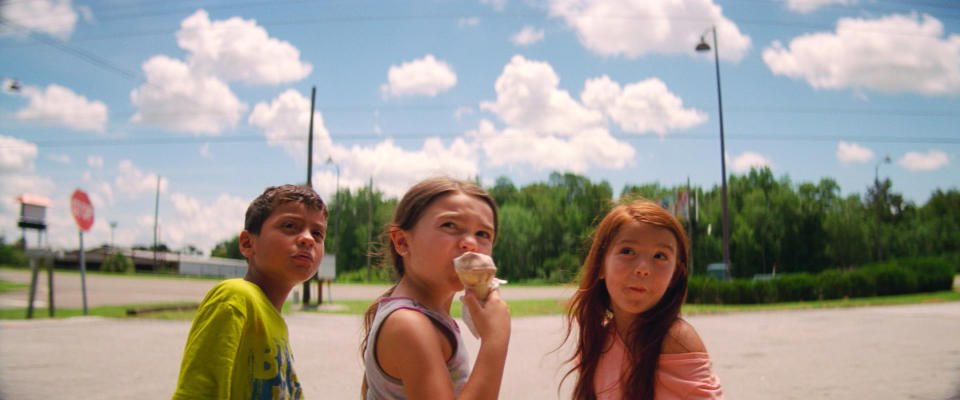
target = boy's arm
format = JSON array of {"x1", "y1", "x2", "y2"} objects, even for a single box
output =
[{"x1": 172, "y1": 300, "x2": 246, "y2": 400}]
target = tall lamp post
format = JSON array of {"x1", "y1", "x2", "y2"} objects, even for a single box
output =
[
  {"x1": 874, "y1": 155, "x2": 891, "y2": 262},
  {"x1": 696, "y1": 26, "x2": 731, "y2": 278}
]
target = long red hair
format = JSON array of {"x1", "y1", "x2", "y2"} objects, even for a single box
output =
[{"x1": 561, "y1": 200, "x2": 689, "y2": 400}]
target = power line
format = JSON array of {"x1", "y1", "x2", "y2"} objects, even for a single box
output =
[
  {"x1": 4, "y1": 2, "x2": 958, "y2": 48},
  {"x1": 6, "y1": 132, "x2": 958, "y2": 149},
  {"x1": 0, "y1": 16, "x2": 142, "y2": 82}
]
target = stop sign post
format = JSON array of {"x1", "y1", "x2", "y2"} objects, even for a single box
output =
[{"x1": 71, "y1": 189, "x2": 93, "y2": 315}]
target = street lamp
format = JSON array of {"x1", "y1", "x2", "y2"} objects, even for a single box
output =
[
  {"x1": 874, "y1": 155, "x2": 891, "y2": 262},
  {"x1": 696, "y1": 25, "x2": 731, "y2": 278}
]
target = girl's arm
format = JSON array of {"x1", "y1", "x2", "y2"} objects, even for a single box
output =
[
  {"x1": 457, "y1": 290, "x2": 510, "y2": 399},
  {"x1": 376, "y1": 290, "x2": 511, "y2": 400}
]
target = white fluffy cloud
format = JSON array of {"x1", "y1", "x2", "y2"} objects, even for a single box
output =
[
  {"x1": 87, "y1": 155, "x2": 103, "y2": 168},
  {"x1": 548, "y1": 0, "x2": 751, "y2": 62},
  {"x1": 581, "y1": 75, "x2": 706, "y2": 136},
  {"x1": 0, "y1": 135, "x2": 38, "y2": 172},
  {"x1": 130, "y1": 55, "x2": 247, "y2": 135},
  {"x1": 481, "y1": 55, "x2": 603, "y2": 135},
  {"x1": 898, "y1": 150, "x2": 948, "y2": 171},
  {"x1": 730, "y1": 151, "x2": 772, "y2": 173},
  {"x1": 0, "y1": 136, "x2": 54, "y2": 240},
  {"x1": 763, "y1": 13, "x2": 960, "y2": 96},
  {"x1": 47, "y1": 153, "x2": 70, "y2": 164},
  {"x1": 836, "y1": 141, "x2": 874, "y2": 164},
  {"x1": 176, "y1": 10, "x2": 312, "y2": 85},
  {"x1": 469, "y1": 120, "x2": 634, "y2": 172},
  {"x1": 15, "y1": 84, "x2": 108, "y2": 132},
  {"x1": 481, "y1": 0, "x2": 507, "y2": 11},
  {"x1": 381, "y1": 55, "x2": 458, "y2": 98},
  {"x1": 164, "y1": 192, "x2": 249, "y2": 253},
  {"x1": 512, "y1": 26, "x2": 545, "y2": 46},
  {"x1": 780, "y1": 0, "x2": 854, "y2": 14},
  {"x1": 477, "y1": 56, "x2": 702, "y2": 171},
  {"x1": 249, "y1": 89, "x2": 479, "y2": 199},
  {"x1": 114, "y1": 160, "x2": 168, "y2": 198},
  {"x1": 330, "y1": 138, "x2": 479, "y2": 198},
  {"x1": 248, "y1": 88, "x2": 332, "y2": 164},
  {"x1": 0, "y1": 0, "x2": 81, "y2": 40}
]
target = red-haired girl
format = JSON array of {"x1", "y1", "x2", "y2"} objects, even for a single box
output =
[{"x1": 562, "y1": 200, "x2": 722, "y2": 399}]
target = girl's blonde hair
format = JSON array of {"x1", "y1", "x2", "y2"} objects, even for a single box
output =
[
  {"x1": 561, "y1": 199, "x2": 689, "y2": 400},
  {"x1": 360, "y1": 177, "x2": 498, "y2": 397}
]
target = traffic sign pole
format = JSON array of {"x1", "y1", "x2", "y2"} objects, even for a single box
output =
[
  {"x1": 79, "y1": 231, "x2": 88, "y2": 315},
  {"x1": 71, "y1": 189, "x2": 94, "y2": 316}
]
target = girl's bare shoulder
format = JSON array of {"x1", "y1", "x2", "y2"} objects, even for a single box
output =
[{"x1": 661, "y1": 318, "x2": 707, "y2": 354}]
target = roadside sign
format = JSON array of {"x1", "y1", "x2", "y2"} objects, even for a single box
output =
[{"x1": 70, "y1": 189, "x2": 94, "y2": 232}]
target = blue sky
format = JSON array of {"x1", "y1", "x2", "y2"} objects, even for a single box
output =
[{"x1": 1, "y1": 0, "x2": 957, "y2": 253}]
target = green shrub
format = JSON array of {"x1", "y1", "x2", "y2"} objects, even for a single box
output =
[
  {"x1": 718, "y1": 281, "x2": 740, "y2": 304},
  {"x1": 774, "y1": 273, "x2": 817, "y2": 302},
  {"x1": 0, "y1": 241, "x2": 28, "y2": 267},
  {"x1": 101, "y1": 252, "x2": 134, "y2": 273},
  {"x1": 899, "y1": 258, "x2": 954, "y2": 292},
  {"x1": 543, "y1": 254, "x2": 580, "y2": 284},
  {"x1": 751, "y1": 278, "x2": 779, "y2": 303},
  {"x1": 846, "y1": 269, "x2": 876, "y2": 298},
  {"x1": 869, "y1": 264, "x2": 918, "y2": 296},
  {"x1": 816, "y1": 269, "x2": 852, "y2": 300},
  {"x1": 686, "y1": 276, "x2": 719, "y2": 304}
]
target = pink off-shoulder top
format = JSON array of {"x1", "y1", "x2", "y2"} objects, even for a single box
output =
[{"x1": 595, "y1": 331, "x2": 723, "y2": 400}]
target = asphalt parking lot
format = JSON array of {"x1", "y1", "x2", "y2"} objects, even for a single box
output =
[{"x1": 1, "y1": 270, "x2": 959, "y2": 399}]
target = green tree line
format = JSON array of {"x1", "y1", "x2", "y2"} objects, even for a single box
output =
[{"x1": 207, "y1": 169, "x2": 958, "y2": 283}]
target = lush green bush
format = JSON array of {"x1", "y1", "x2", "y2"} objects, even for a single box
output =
[
  {"x1": 101, "y1": 252, "x2": 134, "y2": 273},
  {"x1": 774, "y1": 273, "x2": 817, "y2": 302},
  {"x1": 869, "y1": 264, "x2": 918, "y2": 296},
  {"x1": 0, "y1": 240, "x2": 28, "y2": 267},
  {"x1": 686, "y1": 276, "x2": 720, "y2": 304},
  {"x1": 543, "y1": 253, "x2": 581, "y2": 284},
  {"x1": 717, "y1": 280, "x2": 740, "y2": 304},
  {"x1": 684, "y1": 256, "x2": 953, "y2": 305},
  {"x1": 751, "y1": 278, "x2": 779, "y2": 303},
  {"x1": 846, "y1": 268, "x2": 876, "y2": 298},
  {"x1": 816, "y1": 269, "x2": 851, "y2": 300},
  {"x1": 900, "y1": 258, "x2": 955, "y2": 292}
]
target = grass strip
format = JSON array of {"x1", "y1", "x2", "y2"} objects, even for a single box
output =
[
  {"x1": 3, "y1": 291, "x2": 958, "y2": 321},
  {"x1": 0, "y1": 280, "x2": 30, "y2": 293}
]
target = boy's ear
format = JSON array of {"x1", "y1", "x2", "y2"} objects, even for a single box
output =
[
  {"x1": 389, "y1": 227, "x2": 408, "y2": 256},
  {"x1": 238, "y1": 230, "x2": 256, "y2": 258}
]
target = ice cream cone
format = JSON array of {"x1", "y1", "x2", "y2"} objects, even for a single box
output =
[{"x1": 454, "y1": 252, "x2": 497, "y2": 300}]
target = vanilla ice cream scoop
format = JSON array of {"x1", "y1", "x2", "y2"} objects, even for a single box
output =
[
  {"x1": 454, "y1": 252, "x2": 498, "y2": 300},
  {"x1": 454, "y1": 252, "x2": 507, "y2": 339}
]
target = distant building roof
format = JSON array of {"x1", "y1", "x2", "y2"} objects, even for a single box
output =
[{"x1": 17, "y1": 193, "x2": 52, "y2": 207}]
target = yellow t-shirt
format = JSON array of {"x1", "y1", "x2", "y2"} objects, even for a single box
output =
[{"x1": 173, "y1": 279, "x2": 303, "y2": 399}]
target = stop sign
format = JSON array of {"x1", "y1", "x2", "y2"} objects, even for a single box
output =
[{"x1": 71, "y1": 189, "x2": 94, "y2": 232}]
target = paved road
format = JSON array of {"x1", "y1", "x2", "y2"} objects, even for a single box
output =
[
  {"x1": 0, "y1": 269, "x2": 576, "y2": 309},
  {"x1": 1, "y1": 270, "x2": 959, "y2": 399}
]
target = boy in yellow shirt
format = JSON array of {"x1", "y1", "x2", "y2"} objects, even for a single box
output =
[{"x1": 173, "y1": 184, "x2": 327, "y2": 399}]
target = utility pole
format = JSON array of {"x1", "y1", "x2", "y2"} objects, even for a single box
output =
[{"x1": 303, "y1": 86, "x2": 316, "y2": 307}]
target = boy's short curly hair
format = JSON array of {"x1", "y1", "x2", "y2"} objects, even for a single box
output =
[{"x1": 244, "y1": 184, "x2": 328, "y2": 234}]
